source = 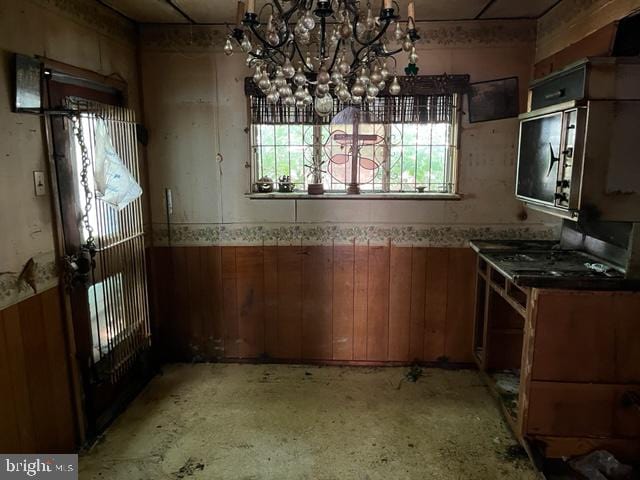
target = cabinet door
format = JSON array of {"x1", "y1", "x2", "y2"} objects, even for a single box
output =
[
  {"x1": 531, "y1": 291, "x2": 640, "y2": 383},
  {"x1": 516, "y1": 113, "x2": 562, "y2": 205}
]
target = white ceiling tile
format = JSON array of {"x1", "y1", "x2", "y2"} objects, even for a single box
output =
[
  {"x1": 480, "y1": 0, "x2": 560, "y2": 19},
  {"x1": 102, "y1": 0, "x2": 188, "y2": 23}
]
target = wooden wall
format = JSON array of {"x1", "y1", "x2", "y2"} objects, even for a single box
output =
[
  {"x1": 150, "y1": 245, "x2": 477, "y2": 365},
  {"x1": 0, "y1": 288, "x2": 77, "y2": 453}
]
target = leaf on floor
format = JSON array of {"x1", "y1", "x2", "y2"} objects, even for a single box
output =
[{"x1": 173, "y1": 458, "x2": 205, "y2": 478}]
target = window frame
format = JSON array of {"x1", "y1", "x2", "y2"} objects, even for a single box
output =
[{"x1": 248, "y1": 93, "x2": 462, "y2": 199}]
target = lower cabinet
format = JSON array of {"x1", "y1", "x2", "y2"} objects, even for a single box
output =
[{"x1": 472, "y1": 255, "x2": 640, "y2": 463}]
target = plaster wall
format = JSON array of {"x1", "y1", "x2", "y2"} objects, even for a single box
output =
[
  {"x1": 0, "y1": 0, "x2": 140, "y2": 307},
  {"x1": 140, "y1": 20, "x2": 560, "y2": 245}
]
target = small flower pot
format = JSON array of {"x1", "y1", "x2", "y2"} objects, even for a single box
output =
[{"x1": 307, "y1": 183, "x2": 324, "y2": 195}]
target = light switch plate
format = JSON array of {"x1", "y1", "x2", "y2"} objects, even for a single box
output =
[{"x1": 33, "y1": 171, "x2": 46, "y2": 196}]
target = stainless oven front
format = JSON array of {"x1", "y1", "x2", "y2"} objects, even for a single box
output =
[{"x1": 516, "y1": 102, "x2": 586, "y2": 215}]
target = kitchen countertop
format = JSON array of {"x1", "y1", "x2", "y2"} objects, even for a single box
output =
[{"x1": 470, "y1": 239, "x2": 640, "y2": 290}]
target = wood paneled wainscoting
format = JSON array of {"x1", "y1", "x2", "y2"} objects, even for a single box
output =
[
  {"x1": 150, "y1": 245, "x2": 477, "y2": 365},
  {"x1": 0, "y1": 287, "x2": 77, "y2": 453}
]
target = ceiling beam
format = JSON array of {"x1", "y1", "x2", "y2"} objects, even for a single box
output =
[
  {"x1": 475, "y1": 0, "x2": 497, "y2": 19},
  {"x1": 166, "y1": 0, "x2": 196, "y2": 24}
]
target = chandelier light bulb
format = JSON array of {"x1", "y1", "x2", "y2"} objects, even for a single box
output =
[
  {"x1": 370, "y1": 67, "x2": 383, "y2": 85},
  {"x1": 403, "y1": 36, "x2": 413, "y2": 52},
  {"x1": 302, "y1": 10, "x2": 316, "y2": 30},
  {"x1": 267, "y1": 31, "x2": 280, "y2": 46},
  {"x1": 351, "y1": 79, "x2": 365, "y2": 98},
  {"x1": 338, "y1": 61, "x2": 350, "y2": 76},
  {"x1": 253, "y1": 66, "x2": 262, "y2": 84},
  {"x1": 316, "y1": 83, "x2": 330, "y2": 96},
  {"x1": 315, "y1": 93, "x2": 334, "y2": 117},
  {"x1": 274, "y1": 69, "x2": 287, "y2": 88},
  {"x1": 339, "y1": 18, "x2": 352, "y2": 39},
  {"x1": 278, "y1": 84, "x2": 293, "y2": 97},
  {"x1": 409, "y1": 46, "x2": 419, "y2": 64},
  {"x1": 282, "y1": 58, "x2": 296, "y2": 78},
  {"x1": 360, "y1": 69, "x2": 371, "y2": 85},
  {"x1": 224, "y1": 38, "x2": 233, "y2": 56},
  {"x1": 317, "y1": 67, "x2": 330, "y2": 85},
  {"x1": 337, "y1": 87, "x2": 351, "y2": 103},
  {"x1": 236, "y1": 0, "x2": 417, "y2": 108},
  {"x1": 294, "y1": 85, "x2": 306, "y2": 101},
  {"x1": 297, "y1": 29, "x2": 311, "y2": 45},
  {"x1": 389, "y1": 76, "x2": 401, "y2": 96},
  {"x1": 303, "y1": 88, "x2": 313, "y2": 106},
  {"x1": 365, "y1": 8, "x2": 376, "y2": 31},
  {"x1": 394, "y1": 22, "x2": 405, "y2": 41},
  {"x1": 241, "y1": 36, "x2": 253, "y2": 53},
  {"x1": 293, "y1": 68, "x2": 306, "y2": 87},
  {"x1": 258, "y1": 72, "x2": 271, "y2": 92},
  {"x1": 304, "y1": 53, "x2": 314, "y2": 71}
]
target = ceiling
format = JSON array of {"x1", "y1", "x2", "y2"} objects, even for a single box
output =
[{"x1": 98, "y1": 0, "x2": 564, "y2": 24}]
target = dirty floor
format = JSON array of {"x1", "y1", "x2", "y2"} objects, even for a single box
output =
[{"x1": 79, "y1": 364, "x2": 537, "y2": 480}]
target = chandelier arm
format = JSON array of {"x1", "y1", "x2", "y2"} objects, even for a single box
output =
[
  {"x1": 293, "y1": 41, "x2": 314, "y2": 72},
  {"x1": 352, "y1": 17, "x2": 393, "y2": 62},
  {"x1": 347, "y1": 5, "x2": 369, "y2": 47},
  {"x1": 327, "y1": 39, "x2": 343, "y2": 72},
  {"x1": 320, "y1": 16, "x2": 327, "y2": 60}
]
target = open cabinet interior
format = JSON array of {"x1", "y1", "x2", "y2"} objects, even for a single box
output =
[{"x1": 474, "y1": 258, "x2": 528, "y2": 433}]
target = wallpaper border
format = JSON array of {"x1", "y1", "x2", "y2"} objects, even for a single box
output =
[
  {"x1": 152, "y1": 222, "x2": 560, "y2": 247},
  {"x1": 140, "y1": 20, "x2": 536, "y2": 52},
  {"x1": 29, "y1": 0, "x2": 136, "y2": 42}
]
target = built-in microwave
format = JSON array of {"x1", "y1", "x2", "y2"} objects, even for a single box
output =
[{"x1": 515, "y1": 58, "x2": 640, "y2": 221}]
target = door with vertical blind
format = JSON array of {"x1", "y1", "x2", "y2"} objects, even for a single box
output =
[{"x1": 48, "y1": 93, "x2": 153, "y2": 436}]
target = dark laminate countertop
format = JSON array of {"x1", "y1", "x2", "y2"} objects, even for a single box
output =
[{"x1": 470, "y1": 240, "x2": 640, "y2": 291}]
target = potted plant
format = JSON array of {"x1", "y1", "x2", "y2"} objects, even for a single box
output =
[{"x1": 305, "y1": 160, "x2": 326, "y2": 195}]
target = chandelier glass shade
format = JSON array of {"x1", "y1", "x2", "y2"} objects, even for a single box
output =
[{"x1": 225, "y1": 0, "x2": 420, "y2": 116}]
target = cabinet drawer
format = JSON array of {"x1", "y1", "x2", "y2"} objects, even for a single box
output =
[
  {"x1": 530, "y1": 65, "x2": 586, "y2": 110},
  {"x1": 526, "y1": 382, "x2": 640, "y2": 438}
]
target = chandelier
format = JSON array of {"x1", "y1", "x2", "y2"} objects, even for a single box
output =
[{"x1": 224, "y1": 0, "x2": 420, "y2": 116}]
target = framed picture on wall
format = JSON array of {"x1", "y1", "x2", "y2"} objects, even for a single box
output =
[{"x1": 468, "y1": 77, "x2": 519, "y2": 123}]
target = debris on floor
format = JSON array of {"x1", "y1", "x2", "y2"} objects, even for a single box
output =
[
  {"x1": 405, "y1": 365, "x2": 423, "y2": 383},
  {"x1": 502, "y1": 444, "x2": 529, "y2": 462},
  {"x1": 568, "y1": 450, "x2": 633, "y2": 480},
  {"x1": 79, "y1": 364, "x2": 539, "y2": 480},
  {"x1": 173, "y1": 458, "x2": 205, "y2": 479},
  {"x1": 493, "y1": 370, "x2": 520, "y2": 420}
]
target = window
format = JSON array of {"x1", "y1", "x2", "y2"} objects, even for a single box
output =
[{"x1": 249, "y1": 87, "x2": 461, "y2": 195}]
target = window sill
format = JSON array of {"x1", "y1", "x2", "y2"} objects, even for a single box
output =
[{"x1": 247, "y1": 192, "x2": 462, "y2": 201}]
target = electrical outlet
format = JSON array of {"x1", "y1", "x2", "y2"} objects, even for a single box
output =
[{"x1": 33, "y1": 171, "x2": 46, "y2": 196}]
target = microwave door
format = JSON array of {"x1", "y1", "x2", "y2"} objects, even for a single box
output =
[{"x1": 516, "y1": 112, "x2": 563, "y2": 205}]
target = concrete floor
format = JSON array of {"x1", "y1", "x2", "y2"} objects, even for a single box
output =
[{"x1": 80, "y1": 364, "x2": 538, "y2": 480}]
